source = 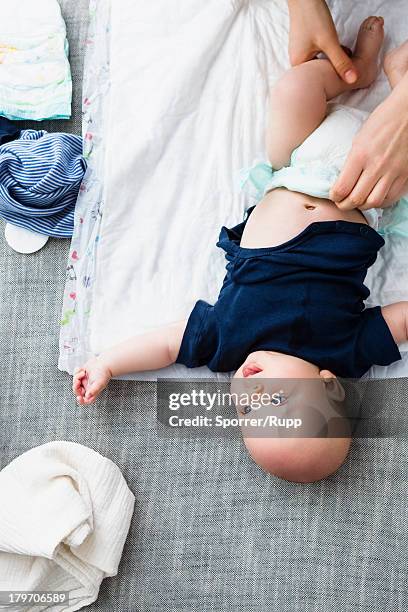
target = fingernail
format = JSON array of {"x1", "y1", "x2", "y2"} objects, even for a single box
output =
[{"x1": 345, "y1": 70, "x2": 357, "y2": 83}]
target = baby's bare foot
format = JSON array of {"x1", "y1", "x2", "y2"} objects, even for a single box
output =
[
  {"x1": 384, "y1": 40, "x2": 408, "y2": 88},
  {"x1": 352, "y1": 16, "x2": 384, "y2": 89},
  {"x1": 73, "y1": 358, "x2": 112, "y2": 405}
]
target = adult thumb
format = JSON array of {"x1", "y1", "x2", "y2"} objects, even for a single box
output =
[{"x1": 325, "y1": 42, "x2": 358, "y2": 84}]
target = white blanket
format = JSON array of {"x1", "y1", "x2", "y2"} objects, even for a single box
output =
[
  {"x1": 0, "y1": 442, "x2": 134, "y2": 611},
  {"x1": 59, "y1": 0, "x2": 408, "y2": 380}
]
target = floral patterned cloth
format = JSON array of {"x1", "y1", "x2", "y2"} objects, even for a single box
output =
[{"x1": 59, "y1": 0, "x2": 110, "y2": 373}]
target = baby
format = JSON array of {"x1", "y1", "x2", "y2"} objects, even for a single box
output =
[{"x1": 74, "y1": 17, "x2": 408, "y2": 482}]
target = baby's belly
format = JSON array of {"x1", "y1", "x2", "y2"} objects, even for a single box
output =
[{"x1": 240, "y1": 188, "x2": 367, "y2": 249}]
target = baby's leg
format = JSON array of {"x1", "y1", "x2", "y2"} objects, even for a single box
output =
[
  {"x1": 382, "y1": 40, "x2": 408, "y2": 202},
  {"x1": 267, "y1": 16, "x2": 384, "y2": 169},
  {"x1": 384, "y1": 40, "x2": 408, "y2": 89}
]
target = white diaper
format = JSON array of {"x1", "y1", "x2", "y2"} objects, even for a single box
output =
[
  {"x1": 240, "y1": 103, "x2": 382, "y2": 229},
  {"x1": 0, "y1": 0, "x2": 72, "y2": 120}
]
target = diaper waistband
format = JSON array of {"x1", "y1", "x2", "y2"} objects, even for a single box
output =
[{"x1": 238, "y1": 159, "x2": 381, "y2": 230}]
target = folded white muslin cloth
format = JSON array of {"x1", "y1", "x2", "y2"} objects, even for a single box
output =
[
  {"x1": 0, "y1": 0, "x2": 72, "y2": 120},
  {"x1": 0, "y1": 441, "x2": 135, "y2": 611}
]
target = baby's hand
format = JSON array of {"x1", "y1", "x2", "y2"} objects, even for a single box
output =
[{"x1": 73, "y1": 358, "x2": 112, "y2": 405}]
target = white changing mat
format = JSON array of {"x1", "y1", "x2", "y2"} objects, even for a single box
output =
[{"x1": 59, "y1": 0, "x2": 408, "y2": 380}]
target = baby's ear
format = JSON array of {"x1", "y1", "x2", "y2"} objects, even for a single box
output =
[{"x1": 320, "y1": 370, "x2": 345, "y2": 402}]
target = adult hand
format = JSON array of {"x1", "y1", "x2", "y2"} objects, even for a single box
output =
[
  {"x1": 330, "y1": 91, "x2": 408, "y2": 209},
  {"x1": 287, "y1": 0, "x2": 358, "y2": 84}
]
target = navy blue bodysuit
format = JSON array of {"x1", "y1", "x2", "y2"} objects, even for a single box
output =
[{"x1": 176, "y1": 210, "x2": 401, "y2": 377}]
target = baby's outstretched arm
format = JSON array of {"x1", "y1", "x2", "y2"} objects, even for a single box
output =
[
  {"x1": 382, "y1": 302, "x2": 408, "y2": 345},
  {"x1": 73, "y1": 320, "x2": 187, "y2": 404},
  {"x1": 267, "y1": 16, "x2": 384, "y2": 169}
]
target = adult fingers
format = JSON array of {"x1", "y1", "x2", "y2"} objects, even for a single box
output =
[
  {"x1": 289, "y1": 46, "x2": 319, "y2": 66},
  {"x1": 323, "y1": 40, "x2": 358, "y2": 83},
  {"x1": 330, "y1": 154, "x2": 364, "y2": 205},
  {"x1": 359, "y1": 176, "x2": 394, "y2": 210},
  {"x1": 384, "y1": 176, "x2": 408, "y2": 205},
  {"x1": 336, "y1": 169, "x2": 382, "y2": 210}
]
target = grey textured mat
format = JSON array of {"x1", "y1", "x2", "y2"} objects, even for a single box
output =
[{"x1": 1, "y1": 2, "x2": 408, "y2": 611}]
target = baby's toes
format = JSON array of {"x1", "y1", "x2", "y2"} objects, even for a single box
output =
[{"x1": 361, "y1": 16, "x2": 383, "y2": 33}]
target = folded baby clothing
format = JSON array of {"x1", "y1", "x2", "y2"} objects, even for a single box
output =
[
  {"x1": 0, "y1": 116, "x2": 20, "y2": 146},
  {"x1": 0, "y1": 441, "x2": 135, "y2": 612},
  {"x1": 0, "y1": 129, "x2": 87, "y2": 252},
  {"x1": 0, "y1": 0, "x2": 72, "y2": 121},
  {"x1": 240, "y1": 103, "x2": 382, "y2": 229}
]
